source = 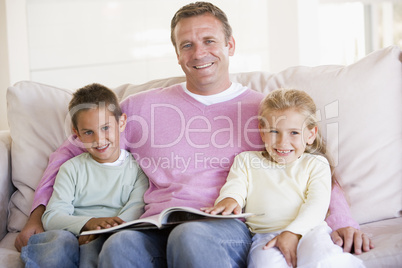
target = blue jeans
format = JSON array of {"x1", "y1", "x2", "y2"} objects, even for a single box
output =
[
  {"x1": 98, "y1": 219, "x2": 251, "y2": 268},
  {"x1": 21, "y1": 230, "x2": 107, "y2": 268}
]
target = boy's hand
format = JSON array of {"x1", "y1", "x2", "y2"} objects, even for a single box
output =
[
  {"x1": 200, "y1": 198, "x2": 241, "y2": 215},
  {"x1": 81, "y1": 217, "x2": 125, "y2": 232},
  {"x1": 78, "y1": 234, "x2": 99, "y2": 245},
  {"x1": 264, "y1": 231, "x2": 301, "y2": 268}
]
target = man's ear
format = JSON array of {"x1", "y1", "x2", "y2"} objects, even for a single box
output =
[
  {"x1": 228, "y1": 36, "x2": 235, "y2": 56},
  {"x1": 119, "y1": 113, "x2": 127, "y2": 132}
]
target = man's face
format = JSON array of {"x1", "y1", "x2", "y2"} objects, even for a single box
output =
[{"x1": 174, "y1": 13, "x2": 235, "y2": 95}]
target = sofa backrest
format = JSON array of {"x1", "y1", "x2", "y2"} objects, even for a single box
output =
[{"x1": 6, "y1": 46, "x2": 402, "y2": 232}]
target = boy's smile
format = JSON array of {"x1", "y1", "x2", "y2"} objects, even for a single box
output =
[{"x1": 73, "y1": 107, "x2": 126, "y2": 163}]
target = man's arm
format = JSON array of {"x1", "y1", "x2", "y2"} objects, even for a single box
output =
[
  {"x1": 326, "y1": 184, "x2": 374, "y2": 254},
  {"x1": 14, "y1": 136, "x2": 84, "y2": 252},
  {"x1": 14, "y1": 205, "x2": 45, "y2": 252}
]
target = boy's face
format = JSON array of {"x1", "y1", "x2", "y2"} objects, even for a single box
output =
[
  {"x1": 73, "y1": 107, "x2": 127, "y2": 163},
  {"x1": 259, "y1": 108, "x2": 317, "y2": 164}
]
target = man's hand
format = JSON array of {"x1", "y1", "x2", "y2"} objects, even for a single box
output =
[
  {"x1": 264, "y1": 231, "x2": 301, "y2": 268},
  {"x1": 14, "y1": 205, "x2": 45, "y2": 252},
  {"x1": 331, "y1": 227, "x2": 374, "y2": 254},
  {"x1": 200, "y1": 198, "x2": 241, "y2": 215}
]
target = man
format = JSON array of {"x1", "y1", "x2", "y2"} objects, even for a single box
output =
[{"x1": 17, "y1": 2, "x2": 373, "y2": 267}]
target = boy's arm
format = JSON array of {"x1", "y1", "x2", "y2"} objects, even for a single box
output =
[
  {"x1": 42, "y1": 162, "x2": 92, "y2": 235},
  {"x1": 326, "y1": 184, "x2": 374, "y2": 254},
  {"x1": 14, "y1": 136, "x2": 84, "y2": 252}
]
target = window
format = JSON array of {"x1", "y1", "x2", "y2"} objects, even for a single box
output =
[{"x1": 318, "y1": 1, "x2": 401, "y2": 65}]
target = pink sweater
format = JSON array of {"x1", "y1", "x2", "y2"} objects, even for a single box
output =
[{"x1": 32, "y1": 84, "x2": 359, "y2": 229}]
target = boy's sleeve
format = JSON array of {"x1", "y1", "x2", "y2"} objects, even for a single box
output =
[
  {"x1": 325, "y1": 184, "x2": 360, "y2": 230},
  {"x1": 117, "y1": 165, "x2": 149, "y2": 222},
  {"x1": 42, "y1": 161, "x2": 91, "y2": 235},
  {"x1": 31, "y1": 135, "x2": 85, "y2": 212}
]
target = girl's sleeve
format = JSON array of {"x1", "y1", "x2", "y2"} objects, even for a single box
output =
[
  {"x1": 31, "y1": 135, "x2": 85, "y2": 212},
  {"x1": 285, "y1": 157, "x2": 332, "y2": 236},
  {"x1": 325, "y1": 184, "x2": 360, "y2": 230},
  {"x1": 215, "y1": 153, "x2": 249, "y2": 208}
]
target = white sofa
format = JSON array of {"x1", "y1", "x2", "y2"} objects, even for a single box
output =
[{"x1": 1, "y1": 46, "x2": 401, "y2": 267}]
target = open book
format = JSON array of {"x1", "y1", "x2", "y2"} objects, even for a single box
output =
[{"x1": 80, "y1": 206, "x2": 255, "y2": 236}]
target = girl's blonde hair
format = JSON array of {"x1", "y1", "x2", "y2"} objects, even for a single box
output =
[{"x1": 259, "y1": 88, "x2": 339, "y2": 187}]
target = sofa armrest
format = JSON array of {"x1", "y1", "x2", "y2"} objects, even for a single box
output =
[{"x1": 0, "y1": 130, "x2": 14, "y2": 240}]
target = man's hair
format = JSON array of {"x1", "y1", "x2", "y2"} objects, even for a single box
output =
[
  {"x1": 170, "y1": 1, "x2": 233, "y2": 50},
  {"x1": 68, "y1": 83, "x2": 122, "y2": 130}
]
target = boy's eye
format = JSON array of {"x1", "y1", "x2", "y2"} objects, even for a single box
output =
[
  {"x1": 269, "y1": 130, "x2": 278, "y2": 134},
  {"x1": 291, "y1": 131, "x2": 300, "y2": 135}
]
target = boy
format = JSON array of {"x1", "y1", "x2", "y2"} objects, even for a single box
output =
[{"x1": 21, "y1": 83, "x2": 148, "y2": 267}]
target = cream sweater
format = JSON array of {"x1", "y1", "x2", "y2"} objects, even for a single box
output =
[{"x1": 216, "y1": 151, "x2": 331, "y2": 236}]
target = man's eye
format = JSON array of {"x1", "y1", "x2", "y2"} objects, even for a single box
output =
[{"x1": 182, "y1": 43, "x2": 191, "y2": 49}]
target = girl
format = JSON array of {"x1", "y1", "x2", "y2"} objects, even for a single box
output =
[{"x1": 202, "y1": 89, "x2": 365, "y2": 268}]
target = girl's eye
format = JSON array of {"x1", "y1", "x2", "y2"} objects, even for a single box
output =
[
  {"x1": 269, "y1": 130, "x2": 278, "y2": 134},
  {"x1": 291, "y1": 131, "x2": 299, "y2": 135},
  {"x1": 102, "y1": 126, "x2": 109, "y2": 131},
  {"x1": 84, "y1": 131, "x2": 93, "y2": 136}
]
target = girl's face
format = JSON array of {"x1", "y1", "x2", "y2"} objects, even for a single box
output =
[{"x1": 259, "y1": 108, "x2": 317, "y2": 164}]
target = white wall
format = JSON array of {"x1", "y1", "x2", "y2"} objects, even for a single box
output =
[
  {"x1": 24, "y1": 0, "x2": 273, "y2": 90},
  {"x1": 0, "y1": 0, "x2": 9, "y2": 131},
  {"x1": 2, "y1": 0, "x2": 398, "y2": 130}
]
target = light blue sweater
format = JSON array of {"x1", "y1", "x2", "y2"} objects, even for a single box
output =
[{"x1": 42, "y1": 151, "x2": 148, "y2": 235}]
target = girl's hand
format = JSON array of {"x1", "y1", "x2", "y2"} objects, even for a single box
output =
[
  {"x1": 81, "y1": 216, "x2": 125, "y2": 232},
  {"x1": 264, "y1": 231, "x2": 301, "y2": 268},
  {"x1": 200, "y1": 198, "x2": 241, "y2": 215}
]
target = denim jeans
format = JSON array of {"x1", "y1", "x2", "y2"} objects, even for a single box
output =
[
  {"x1": 99, "y1": 219, "x2": 252, "y2": 268},
  {"x1": 21, "y1": 230, "x2": 107, "y2": 268}
]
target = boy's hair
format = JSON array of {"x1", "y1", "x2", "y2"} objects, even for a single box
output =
[
  {"x1": 170, "y1": 1, "x2": 233, "y2": 50},
  {"x1": 68, "y1": 83, "x2": 122, "y2": 130},
  {"x1": 259, "y1": 88, "x2": 339, "y2": 187}
]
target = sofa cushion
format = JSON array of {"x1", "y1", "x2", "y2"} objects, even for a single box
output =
[
  {"x1": 260, "y1": 46, "x2": 402, "y2": 224},
  {"x1": 6, "y1": 46, "x2": 401, "y2": 232}
]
